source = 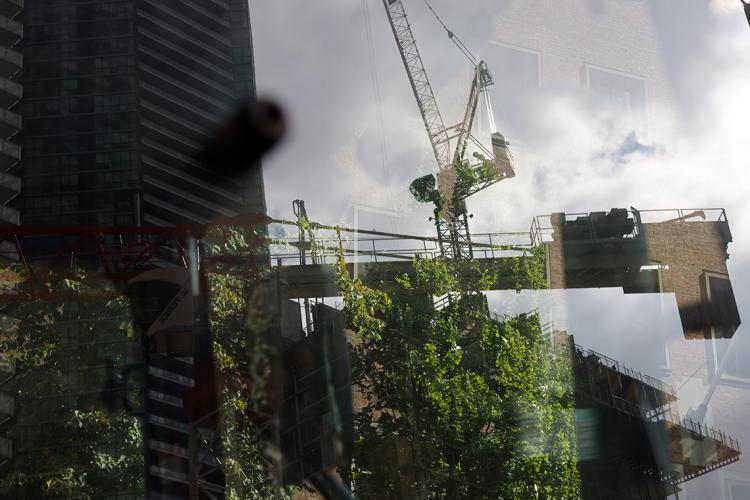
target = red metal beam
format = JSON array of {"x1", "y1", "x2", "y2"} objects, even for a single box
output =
[{"x1": 0, "y1": 214, "x2": 271, "y2": 300}]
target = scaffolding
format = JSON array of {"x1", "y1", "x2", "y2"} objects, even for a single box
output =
[{"x1": 571, "y1": 337, "x2": 741, "y2": 493}]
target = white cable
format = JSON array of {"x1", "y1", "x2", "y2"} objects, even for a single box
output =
[{"x1": 483, "y1": 87, "x2": 497, "y2": 134}]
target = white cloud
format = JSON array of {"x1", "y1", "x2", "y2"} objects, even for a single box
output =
[{"x1": 710, "y1": 0, "x2": 743, "y2": 15}]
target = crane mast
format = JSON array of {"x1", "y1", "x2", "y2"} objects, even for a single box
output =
[{"x1": 383, "y1": 0, "x2": 513, "y2": 260}]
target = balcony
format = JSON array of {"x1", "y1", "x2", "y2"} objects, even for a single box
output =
[
  {"x1": 0, "y1": 0, "x2": 21, "y2": 20},
  {"x1": 0, "y1": 204, "x2": 17, "y2": 225},
  {"x1": 0, "y1": 171, "x2": 18, "y2": 205},
  {"x1": 0, "y1": 77, "x2": 20, "y2": 108},
  {"x1": 144, "y1": 174, "x2": 237, "y2": 218},
  {"x1": 0, "y1": 14, "x2": 21, "y2": 47},
  {"x1": 142, "y1": 194, "x2": 210, "y2": 225},
  {"x1": 0, "y1": 46, "x2": 20, "y2": 79},
  {"x1": 0, "y1": 107, "x2": 19, "y2": 138},
  {"x1": 0, "y1": 240, "x2": 16, "y2": 261},
  {"x1": 0, "y1": 138, "x2": 18, "y2": 170}
]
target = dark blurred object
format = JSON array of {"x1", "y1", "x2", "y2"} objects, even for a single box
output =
[
  {"x1": 744, "y1": 1, "x2": 750, "y2": 28},
  {"x1": 198, "y1": 100, "x2": 286, "y2": 178},
  {"x1": 280, "y1": 304, "x2": 354, "y2": 491}
]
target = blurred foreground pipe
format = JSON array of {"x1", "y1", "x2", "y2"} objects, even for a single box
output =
[{"x1": 198, "y1": 99, "x2": 287, "y2": 178}]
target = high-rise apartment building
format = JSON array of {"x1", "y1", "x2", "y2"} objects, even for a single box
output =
[
  {"x1": 0, "y1": 0, "x2": 21, "y2": 232},
  {"x1": 16, "y1": 0, "x2": 264, "y2": 232},
  {"x1": 0, "y1": 1, "x2": 267, "y2": 496}
]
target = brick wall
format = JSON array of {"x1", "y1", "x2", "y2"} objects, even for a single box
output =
[
  {"x1": 488, "y1": 0, "x2": 670, "y2": 104},
  {"x1": 644, "y1": 220, "x2": 731, "y2": 339}
]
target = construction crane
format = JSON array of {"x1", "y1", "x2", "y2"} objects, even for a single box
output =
[{"x1": 382, "y1": 0, "x2": 515, "y2": 260}]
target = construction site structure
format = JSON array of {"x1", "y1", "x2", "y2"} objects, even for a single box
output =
[
  {"x1": 534, "y1": 207, "x2": 740, "y2": 340},
  {"x1": 0, "y1": 205, "x2": 743, "y2": 497},
  {"x1": 270, "y1": 206, "x2": 741, "y2": 342},
  {"x1": 566, "y1": 333, "x2": 741, "y2": 498},
  {"x1": 383, "y1": 0, "x2": 515, "y2": 261},
  {"x1": 272, "y1": 204, "x2": 743, "y2": 497}
]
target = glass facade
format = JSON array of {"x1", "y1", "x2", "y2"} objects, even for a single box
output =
[
  {"x1": 17, "y1": 0, "x2": 263, "y2": 229},
  {"x1": 2, "y1": 1, "x2": 750, "y2": 499}
]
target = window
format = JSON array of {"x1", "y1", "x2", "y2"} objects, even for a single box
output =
[
  {"x1": 704, "y1": 273, "x2": 741, "y2": 340},
  {"x1": 95, "y1": 132, "x2": 134, "y2": 149},
  {"x1": 730, "y1": 482, "x2": 750, "y2": 500},
  {"x1": 94, "y1": 93, "x2": 136, "y2": 113},
  {"x1": 711, "y1": 331, "x2": 750, "y2": 383},
  {"x1": 722, "y1": 474, "x2": 750, "y2": 500},
  {"x1": 485, "y1": 42, "x2": 541, "y2": 141},
  {"x1": 585, "y1": 65, "x2": 648, "y2": 132},
  {"x1": 487, "y1": 42, "x2": 541, "y2": 95},
  {"x1": 703, "y1": 272, "x2": 747, "y2": 383}
]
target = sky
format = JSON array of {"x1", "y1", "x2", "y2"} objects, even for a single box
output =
[{"x1": 249, "y1": 0, "x2": 750, "y2": 495}]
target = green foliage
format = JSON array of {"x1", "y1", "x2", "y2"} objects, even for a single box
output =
[
  {"x1": 0, "y1": 276, "x2": 143, "y2": 498},
  {"x1": 0, "y1": 225, "x2": 566, "y2": 499},
  {"x1": 204, "y1": 226, "x2": 294, "y2": 499},
  {"x1": 454, "y1": 152, "x2": 498, "y2": 194},
  {"x1": 337, "y1": 253, "x2": 580, "y2": 499},
  {"x1": 336, "y1": 257, "x2": 392, "y2": 342}
]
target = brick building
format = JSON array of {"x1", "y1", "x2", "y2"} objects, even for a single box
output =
[{"x1": 538, "y1": 207, "x2": 749, "y2": 498}]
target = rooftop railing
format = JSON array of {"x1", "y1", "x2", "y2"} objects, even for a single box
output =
[
  {"x1": 267, "y1": 221, "x2": 534, "y2": 267},
  {"x1": 531, "y1": 208, "x2": 728, "y2": 246},
  {"x1": 662, "y1": 407, "x2": 742, "y2": 454}
]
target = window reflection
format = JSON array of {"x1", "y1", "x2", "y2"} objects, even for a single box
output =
[{"x1": 0, "y1": 0, "x2": 749, "y2": 499}]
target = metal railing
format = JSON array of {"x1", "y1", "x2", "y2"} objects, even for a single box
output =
[
  {"x1": 662, "y1": 408, "x2": 742, "y2": 453},
  {"x1": 636, "y1": 207, "x2": 727, "y2": 224},
  {"x1": 530, "y1": 208, "x2": 728, "y2": 246},
  {"x1": 576, "y1": 343, "x2": 741, "y2": 456},
  {"x1": 267, "y1": 222, "x2": 534, "y2": 267},
  {"x1": 575, "y1": 343, "x2": 676, "y2": 397},
  {"x1": 531, "y1": 211, "x2": 640, "y2": 246}
]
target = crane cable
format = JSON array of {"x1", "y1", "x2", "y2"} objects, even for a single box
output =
[
  {"x1": 421, "y1": 0, "x2": 478, "y2": 66},
  {"x1": 421, "y1": 0, "x2": 498, "y2": 135},
  {"x1": 362, "y1": 0, "x2": 394, "y2": 208}
]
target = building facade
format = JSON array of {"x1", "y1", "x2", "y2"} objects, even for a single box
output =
[
  {"x1": 0, "y1": 1, "x2": 267, "y2": 496},
  {"x1": 0, "y1": 0, "x2": 20, "y2": 232},
  {"x1": 16, "y1": 0, "x2": 264, "y2": 232}
]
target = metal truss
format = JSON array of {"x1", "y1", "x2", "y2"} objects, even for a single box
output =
[
  {"x1": 383, "y1": 0, "x2": 451, "y2": 170},
  {"x1": 434, "y1": 200, "x2": 473, "y2": 261}
]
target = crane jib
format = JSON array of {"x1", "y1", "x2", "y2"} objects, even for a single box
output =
[{"x1": 383, "y1": 0, "x2": 451, "y2": 170}]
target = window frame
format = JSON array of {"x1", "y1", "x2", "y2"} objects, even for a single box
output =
[
  {"x1": 487, "y1": 40, "x2": 543, "y2": 88},
  {"x1": 583, "y1": 63, "x2": 650, "y2": 134},
  {"x1": 703, "y1": 271, "x2": 750, "y2": 385}
]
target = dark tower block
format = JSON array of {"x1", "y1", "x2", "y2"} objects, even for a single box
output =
[{"x1": 18, "y1": 0, "x2": 265, "y2": 235}]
